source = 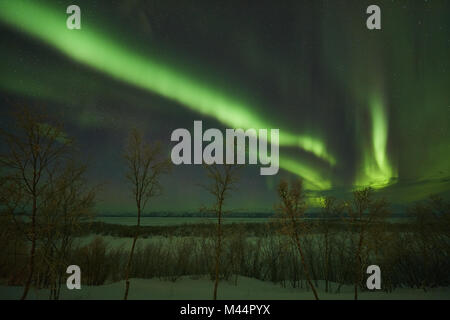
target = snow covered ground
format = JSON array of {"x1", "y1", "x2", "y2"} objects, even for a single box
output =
[{"x1": 1, "y1": 276, "x2": 449, "y2": 300}]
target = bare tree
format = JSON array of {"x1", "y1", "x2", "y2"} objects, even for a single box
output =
[
  {"x1": 38, "y1": 161, "x2": 96, "y2": 299},
  {"x1": 345, "y1": 187, "x2": 390, "y2": 300},
  {"x1": 0, "y1": 108, "x2": 72, "y2": 300},
  {"x1": 202, "y1": 164, "x2": 239, "y2": 300},
  {"x1": 0, "y1": 175, "x2": 27, "y2": 284},
  {"x1": 407, "y1": 195, "x2": 450, "y2": 289},
  {"x1": 123, "y1": 129, "x2": 171, "y2": 300},
  {"x1": 275, "y1": 179, "x2": 319, "y2": 300},
  {"x1": 319, "y1": 196, "x2": 344, "y2": 293}
]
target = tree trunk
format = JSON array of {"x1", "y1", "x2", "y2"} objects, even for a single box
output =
[
  {"x1": 325, "y1": 232, "x2": 329, "y2": 293},
  {"x1": 354, "y1": 232, "x2": 364, "y2": 300},
  {"x1": 124, "y1": 207, "x2": 141, "y2": 300},
  {"x1": 213, "y1": 209, "x2": 222, "y2": 300},
  {"x1": 293, "y1": 228, "x2": 319, "y2": 300},
  {"x1": 21, "y1": 195, "x2": 37, "y2": 300}
]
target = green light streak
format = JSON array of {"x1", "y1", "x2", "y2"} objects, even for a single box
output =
[
  {"x1": 281, "y1": 134, "x2": 335, "y2": 166},
  {"x1": 356, "y1": 93, "x2": 397, "y2": 189},
  {"x1": 280, "y1": 156, "x2": 331, "y2": 190},
  {"x1": 0, "y1": 0, "x2": 335, "y2": 189}
]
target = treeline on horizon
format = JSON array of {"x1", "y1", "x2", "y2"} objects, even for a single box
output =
[
  {"x1": 1, "y1": 216, "x2": 424, "y2": 239},
  {"x1": 13, "y1": 211, "x2": 276, "y2": 218},
  {"x1": 92, "y1": 211, "x2": 414, "y2": 218},
  {"x1": 11, "y1": 210, "x2": 415, "y2": 219}
]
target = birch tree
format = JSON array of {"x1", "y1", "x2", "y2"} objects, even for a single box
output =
[
  {"x1": 319, "y1": 196, "x2": 344, "y2": 293},
  {"x1": 123, "y1": 129, "x2": 171, "y2": 300},
  {"x1": 38, "y1": 162, "x2": 96, "y2": 299},
  {"x1": 345, "y1": 187, "x2": 390, "y2": 300},
  {"x1": 275, "y1": 179, "x2": 319, "y2": 300},
  {"x1": 0, "y1": 108, "x2": 72, "y2": 300},
  {"x1": 203, "y1": 164, "x2": 239, "y2": 300}
]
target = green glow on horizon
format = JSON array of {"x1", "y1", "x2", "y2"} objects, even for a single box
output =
[
  {"x1": 0, "y1": 0, "x2": 335, "y2": 189},
  {"x1": 356, "y1": 93, "x2": 397, "y2": 189},
  {"x1": 305, "y1": 196, "x2": 326, "y2": 208}
]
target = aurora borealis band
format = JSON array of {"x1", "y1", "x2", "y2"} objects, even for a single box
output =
[{"x1": 0, "y1": 0, "x2": 449, "y2": 212}]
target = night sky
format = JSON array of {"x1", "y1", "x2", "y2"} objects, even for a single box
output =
[{"x1": 0, "y1": 0, "x2": 449, "y2": 213}]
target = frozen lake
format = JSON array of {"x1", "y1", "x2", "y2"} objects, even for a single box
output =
[
  {"x1": 94, "y1": 216, "x2": 411, "y2": 226},
  {"x1": 95, "y1": 216, "x2": 272, "y2": 226}
]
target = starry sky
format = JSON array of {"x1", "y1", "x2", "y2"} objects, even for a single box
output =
[{"x1": 0, "y1": 0, "x2": 448, "y2": 213}]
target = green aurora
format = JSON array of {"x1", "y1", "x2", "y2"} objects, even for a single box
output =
[
  {"x1": 0, "y1": 0, "x2": 334, "y2": 190},
  {"x1": 0, "y1": 0, "x2": 448, "y2": 211}
]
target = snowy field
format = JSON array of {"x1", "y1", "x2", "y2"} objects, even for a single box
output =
[{"x1": 1, "y1": 277, "x2": 448, "y2": 300}]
